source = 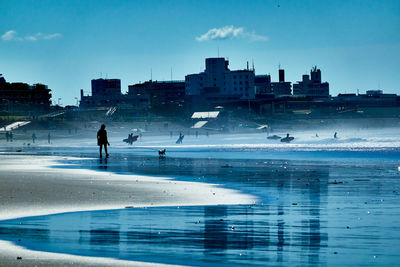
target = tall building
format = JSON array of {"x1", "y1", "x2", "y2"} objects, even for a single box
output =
[
  {"x1": 270, "y1": 69, "x2": 292, "y2": 95},
  {"x1": 185, "y1": 58, "x2": 255, "y2": 100},
  {"x1": 293, "y1": 66, "x2": 329, "y2": 97},
  {"x1": 80, "y1": 78, "x2": 123, "y2": 107}
]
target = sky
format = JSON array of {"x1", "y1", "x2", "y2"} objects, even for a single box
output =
[{"x1": 0, "y1": 0, "x2": 399, "y2": 105}]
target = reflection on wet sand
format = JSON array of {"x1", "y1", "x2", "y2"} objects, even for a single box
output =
[{"x1": 0, "y1": 155, "x2": 399, "y2": 265}]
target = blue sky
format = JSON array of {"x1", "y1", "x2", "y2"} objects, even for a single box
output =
[{"x1": 0, "y1": 0, "x2": 399, "y2": 105}]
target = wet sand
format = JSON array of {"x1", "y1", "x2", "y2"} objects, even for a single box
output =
[{"x1": 0, "y1": 154, "x2": 254, "y2": 266}]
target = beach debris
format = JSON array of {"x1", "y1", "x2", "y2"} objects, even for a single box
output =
[
  {"x1": 292, "y1": 202, "x2": 298, "y2": 205},
  {"x1": 333, "y1": 252, "x2": 338, "y2": 254},
  {"x1": 230, "y1": 226, "x2": 235, "y2": 230},
  {"x1": 125, "y1": 206, "x2": 134, "y2": 209},
  {"x1": 346, "y1": 226, "x2": 350, "y2": 229},
  {"x1": 17, "y1": 256, "x2": 22, "y2": 260},
  {"x1": 354, "y1": 178, "x2": 370, "y2": 181},
  {"x1": 16, "y1": 149, "x2": 22, "y2": 152},
  {"x1": 328, "y1": 180, "x2": 343, "y2": 184},
  {"x1": 220, "y1": 219, "x2": 224, "y2": 221},
  {"x1": 195, "y1": 220, "x2": 201, "y2": 224}
]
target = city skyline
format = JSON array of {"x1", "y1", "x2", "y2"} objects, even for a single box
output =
[{"x1": 1, "y1": 0, "x2": 399, "y2": 105}]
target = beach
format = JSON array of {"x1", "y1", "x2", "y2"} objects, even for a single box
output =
[
  {"x1": 0, "y1": 153, "x2": 254, "y2": 266},
  {"x1": 0, "y1": 130, "x2": 400, "y2": 266}
]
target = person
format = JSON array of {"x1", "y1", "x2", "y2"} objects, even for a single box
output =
[
  {"x1": 5, "y1": 132, "x2": 9, "y2": 142},
  {"x1": 97, "y1": 124, "x2": 110, "y2": 158},
  {"x1": 334, "y1": 132, "x2": 337, "y2": 139},
  {"x1": 32, "y1": 133, "x2": 36, "y2": 143},
  {"x1": 48, "y1": 132, "x2": 51, "y2": 144},
  {"x1": 316, "y1": 133, "x2": 319, "y2": 137}
]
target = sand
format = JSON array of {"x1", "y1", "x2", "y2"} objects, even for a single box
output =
[{"x1": 0, "y1": 154, "x2": 255, "y2": 266}]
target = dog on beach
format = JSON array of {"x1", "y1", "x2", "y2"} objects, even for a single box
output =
[{"x1": 158, "y1": 149, "x2": 166, "y2": 158}]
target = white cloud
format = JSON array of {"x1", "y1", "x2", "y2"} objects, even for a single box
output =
[
  {"x1": 1, "y1": 30, "x2": 61, "y2": 41},
  {"x1": 196, "y1": 26, "x2": 267, "y2": 42},
  {"x1": 42, "y1": 33, "x2": 61, "y2": 40},
  {"x1": 1, "y1": 30, "x2": 22, "y2": 41}
]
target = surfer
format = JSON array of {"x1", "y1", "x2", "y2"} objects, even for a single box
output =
[{"x1": 281, "y1": 133, "x2": 294, "y2": 143}]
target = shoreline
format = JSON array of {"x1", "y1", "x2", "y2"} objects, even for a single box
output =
[{"x1": 0, "y1": 153, "x2": 255, "y2": 266}]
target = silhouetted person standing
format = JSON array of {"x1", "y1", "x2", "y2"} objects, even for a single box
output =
[
  {"x1": 32, "y1": 133, "x2": 36, "y2": 143},
  {"x1": 334, "y1": 132, "x2": 337, "y2": 139},
  {"x1": 97, "y1": 124, "x2": 110, "y2": 158},
  {"x1": 48, "y1": 132, "x2": 51, "y2": 144}
]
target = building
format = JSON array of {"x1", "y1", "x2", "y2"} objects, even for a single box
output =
[
  {"x1": 128, "y1": 80, "x2": 185, "y2": 110},
  {"x1": 255, "y1": 75, "x2": 272, "y2": 94},
  {"x1": 80, "y1": 78, "x2": 124, "y2": 107},
  {"x1": 0, "y1": 74, "x2": 52, "y2": 112},
  {"x1": 185, "y1": 58, "x2": 255, "y2": 100},
  {"x1": 293, "y1": 66, "x2": 329, "y2": 97},
  {"x1": 91, "y1": 79, "x2": 121, "y2": 98},
  {"x1": 270, "y1": 69, "x2": 292, "y2": 96}
]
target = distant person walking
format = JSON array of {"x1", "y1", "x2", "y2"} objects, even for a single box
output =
[
  {"x1": 48, "y1": 132, "x2": 51, "y2": 144},
  {"x1": 32, "y1": 133, "x2": 36, "y2": 143},
  {"x1": 97, "y1": 124, "x2": 110, "y2": 158},
  {"x1": 334, "y1": 132, "x2": 338, "y2": 139}
]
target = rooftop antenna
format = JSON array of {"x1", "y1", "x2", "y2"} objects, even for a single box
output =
[
  {"x1": 247, "y1": 61, "x2": 249, "y2": 71},
  {"x1": 150, "y1": 68, "x2": 152, "y2": 81},
  {"x1": 252, "y1": 58, "x2": 255, "y2": 71}
]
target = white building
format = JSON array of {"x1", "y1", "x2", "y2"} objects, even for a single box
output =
[{"x1": 185, "y1": 58, "x2": 255, "y2": 100}]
